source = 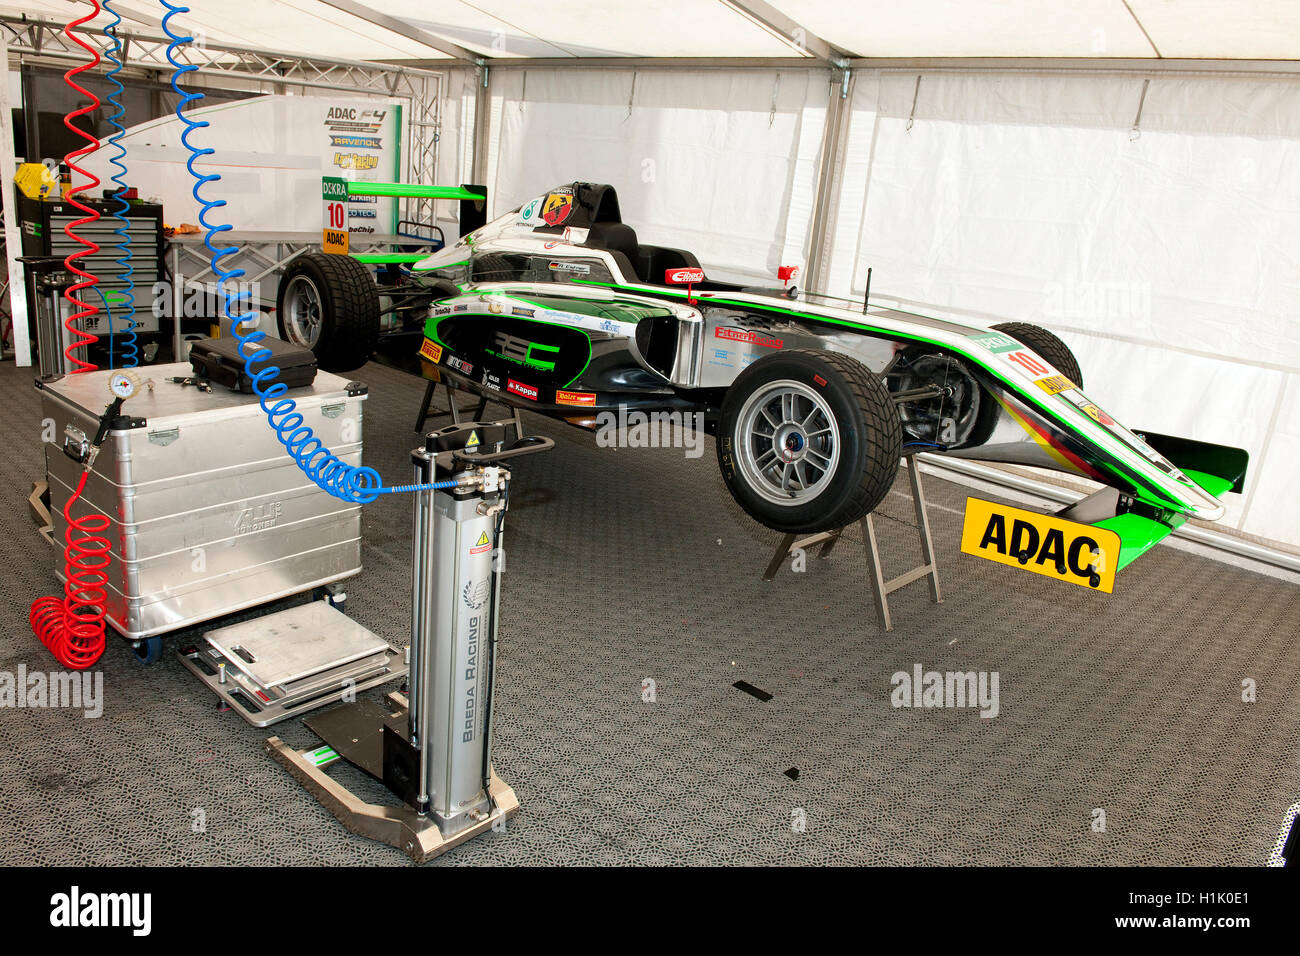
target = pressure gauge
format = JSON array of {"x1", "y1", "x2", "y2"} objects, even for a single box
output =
[{"x1": 109, "y1": 371, "x2": 141, "y2": 400}]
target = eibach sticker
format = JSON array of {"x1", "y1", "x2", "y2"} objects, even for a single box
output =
[
  {"x1": 555, "y1": 389, "x2": 596, "y2": 407},
  {"x1": 507, "y1": 379, "x2": 538, "y2": 400},
  {"x1": 418, "y1": 339, "x2": 443, "y2": 363}
]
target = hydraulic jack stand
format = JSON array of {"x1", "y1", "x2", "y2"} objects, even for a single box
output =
[{"x1": 266, "y1": 421, "x2": 553, "y2": 862}]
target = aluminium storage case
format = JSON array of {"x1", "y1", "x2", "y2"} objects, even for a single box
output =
[{"x1": 39, "y1": 363, "x2": 367, "y2": 640}]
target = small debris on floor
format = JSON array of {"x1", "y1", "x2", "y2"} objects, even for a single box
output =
[
  {"x1": 784, "y1": 767, "x2": 799, "y2": 781},
  {"x1": 733, "y1": 680, "x2": 773, "y2": 702}
]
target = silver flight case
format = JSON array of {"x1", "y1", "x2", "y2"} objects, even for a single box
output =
[{"x1": 38, "y1": 362, "x2": 367, "y2": 641}]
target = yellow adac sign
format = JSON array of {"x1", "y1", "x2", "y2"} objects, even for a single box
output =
[{"x1": 960, "y1": 498, "x2": 1120, "y2": 593}]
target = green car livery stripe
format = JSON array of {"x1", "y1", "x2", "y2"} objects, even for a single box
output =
[{"x1": 572, "y1": 278, "x2": 1200, "y2": 514}]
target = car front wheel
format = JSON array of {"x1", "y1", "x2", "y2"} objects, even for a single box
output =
[{"x1": 717, "y1": 349, "x2": 902, "y2": 534}]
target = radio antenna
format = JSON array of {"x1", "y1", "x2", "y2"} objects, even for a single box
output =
[{"x1": 862, "y1": 267, "x2": 872, "y2": 314}]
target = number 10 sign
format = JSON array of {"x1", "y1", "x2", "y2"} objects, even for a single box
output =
[{"x1": 322, "y1": 176, "x2": 349, "y2": 255}]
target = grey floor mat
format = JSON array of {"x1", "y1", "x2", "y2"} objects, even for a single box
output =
[{"x1": 0, "y1": 357, "x2": 1295, "y2": 865}]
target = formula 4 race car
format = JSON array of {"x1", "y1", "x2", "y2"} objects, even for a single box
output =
[{"x1": 284, "y1": 182, "x2": 1248, "y2": 590}]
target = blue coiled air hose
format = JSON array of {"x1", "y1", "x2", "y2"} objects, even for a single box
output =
[
  {"x1": 160, "y1": 2, "x2": 457, "y2": 500},
  {"x1": 102, "y1": 0, "x2": 137, "y2": 369}
]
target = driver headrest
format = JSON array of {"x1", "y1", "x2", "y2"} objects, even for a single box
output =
[{"x1": 586, "y1": 221, "x2": 639, "y2": 261}]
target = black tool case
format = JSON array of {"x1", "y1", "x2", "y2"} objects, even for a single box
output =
[{"x1": 190, "y1": 336, "x2": 319, "y2": 393}]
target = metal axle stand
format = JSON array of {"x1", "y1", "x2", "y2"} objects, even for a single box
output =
[
  {"x1": 414, "y1": 378, "x2": 524, "y2": 441},
  {"x1": 763, "y1": 455, "x2": 941, "y2": 631}
]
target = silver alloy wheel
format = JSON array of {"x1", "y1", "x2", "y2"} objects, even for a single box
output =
[
  {"x1": 735, "y1": 379, "x2": 841, "y2": 506},
  {"x1": 282, "y1": 275, "x2": 324, "y2": 348}
]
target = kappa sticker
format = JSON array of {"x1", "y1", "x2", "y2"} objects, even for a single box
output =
[
  {"x1": 418, "y1": 339, "x2": 443, "y2": 363},
  {"x1": 507, "y1": 379, "x2": 539, "y2": 401},
  {"x1": 542, "y1": 190, "x2": 574, "y2": 226},
  {"x1": 470, "y1": 530, "x2": 492, "y2": 555}
]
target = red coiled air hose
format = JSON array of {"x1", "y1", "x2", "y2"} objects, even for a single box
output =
[
  {"x1": 31, "y1": 472, "x2": 113, "y2": 670},
  {"x1": 31, "y1": 2, "x2": 110, "y2": 670}
]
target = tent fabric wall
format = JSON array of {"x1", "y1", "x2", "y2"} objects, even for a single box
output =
[
  {"x1": 820, "y1": 70, "x2": 1300, "y2": 550},
  {"x1": 478, "y1": 64, "x2": 1299, "y2": 551},
  {"x1": 485, "y1": 68, "x2": 831, "y2": 283}
]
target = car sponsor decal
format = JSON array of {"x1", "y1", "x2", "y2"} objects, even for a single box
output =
[
  {"x1": 970, "y1": 331, "x2": 1022, "y2": 354},
  {"x1": 332, "y1": 152, "x2": 379, "y2": 171},
  {"x1": 665, "y1": 267, "x2": 705, "y2": 284},
  {"x1": 542, "y1": 189, "x2": 574, "y2": 226},
  {"x1": 716, "y1": 327, "x2": 783, "y2": 349},
  {"x1": 813, "y1": 374, "x2": 828, "y2": 387},
  {"x1": 549, "y1": 261, "x2": 591, "y2": 274},
  {"x1": 518, "y1": 197, "x2": 543, "y2": 225},
  {"x1": 555, "y1": 389, "x2": 596, "y2": 407},
  {"x1": 1035, "y1": 373, "x2": 1076, "y2": 395},
  {"x1": 511, "y1": 306, "x2": 536, "y2": 317},
  {"x1": 961, "y1": 498, "x2": 1118, "y2": 592},
  {"x1": 483, "y1": 371, "x2": 503, "y2": 392},
  {"x1": 470, "y1": 530, "x2": 492, "y2": 555},
  {"x1": 507, "y1": 379, "x2": 538, "y2": 401},
  {"x1": 447, "y1": 355, "x2": 474, "y2": 376},
  {"x1": 1078, "y1": 401, "x2": 1114, "y2": 426},
  {"x1": 329, "y1": 135, "x2": 381, "y2": 149},
  {"x1": 418, "y1": 339, "x2": 443, "y2": 363}
]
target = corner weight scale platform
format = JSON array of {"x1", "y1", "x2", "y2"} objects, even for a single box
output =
[{"x1": 267, "y1": 421, "x2": 553, "y2": 862}]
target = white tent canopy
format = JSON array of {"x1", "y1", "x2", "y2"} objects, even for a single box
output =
[{"x1": 3, "y1": 0, "x2": 1300, "y2": 63}]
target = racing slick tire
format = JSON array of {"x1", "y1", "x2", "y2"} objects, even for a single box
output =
[
  {"x1": 717, "y1": 349, "x2": 903, "y2": 534},
  {"x1": 276, "y1": 252, "x2": 380, "y2": 373},
  {"x1": 990, "y1": 322, "x2": 1084, "y2": 388}
]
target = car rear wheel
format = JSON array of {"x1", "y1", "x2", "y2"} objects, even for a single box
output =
[
  {"x1": 276, "y1": 252, "x2": 380, "y2": 372},
  {"x1": 717, "y1": 349, "x2": 902, "y2": 534},
  {"x1": 990, "y1": 322, "x2": 1083, "y2": 388}
]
